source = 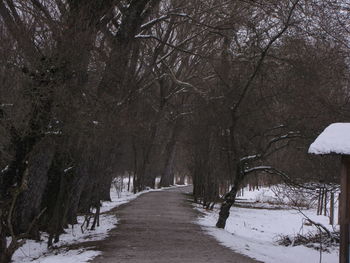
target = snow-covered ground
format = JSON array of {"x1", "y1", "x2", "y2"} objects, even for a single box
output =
[
  {"x1": 195, "y1": 186, "x2": 339, "y2": 263},
  {"x1": 12, "y1": 181, "x2": 185, "y2": 263}
]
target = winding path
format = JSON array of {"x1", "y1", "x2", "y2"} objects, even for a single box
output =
[{"x1": 91, "y1": 186, "x2": 260, "y2": 263}]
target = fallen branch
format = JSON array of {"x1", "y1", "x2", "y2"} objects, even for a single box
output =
[{"x1": 276, "y1": 231, "x2": 339, "y2": 252}]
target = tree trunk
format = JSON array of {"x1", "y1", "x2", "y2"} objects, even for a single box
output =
[
  {"x1": 0, "y1": 251, "x2": 11, "y2": 263},
  {"x1": 142, "y1": 169, "x2": 156, "y2": 189},
  {"x1": 91, "y1": 205, "x2": 100, "y2": 230},
  {"x1": 127, "y1": 172, "x2": 131, "y2": 191},
  {"x1": 160, "y1": 120, "x2": 181, "y2": 187},
  {"x1": 46, "y1": 153, "x2": 69, "y2": 246},
  {"x1": 216, "y1": 164, "x2": 244, "y2": 229},
  {"x1": 176, "y1": 174, "x2": 185, "y2": 185},
  {"x1": 160, "y1": 143, "x2": 177, "y2": 187},
  {"x1": 66, "y1": 166, "x2": 88, "y2": 225},
  {"x1": 14, "y1": 137, "x2": 55, "y2": 234},
  {"x1": 100, "y1": 174, "x2": 113, "y2": 202},
  {"x1": 0, "y1": 219, "x2": 7, "y2": 263},
  {"x1": 216, "y1": 185, "x2": 238, "y2": 229}
]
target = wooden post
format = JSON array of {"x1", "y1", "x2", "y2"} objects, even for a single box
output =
[
  {"x1": 330, "y1": 192, "x2": 334, "y2": 226},
  {"x1": 324, "y1": 188, "x2": 328, "y2": 216},
  {"x1": 340, "y1": 155, "x2": 350, "y2": 263},
  {"x1": 320, "y1": 187, "x2": 324, "y2": 215},
  {"x1": 317, "y1": 188, "x2": 321, "y2": 215},
  {"x1": 339, "y1": 193, "x2": 342, "y2": 225}
]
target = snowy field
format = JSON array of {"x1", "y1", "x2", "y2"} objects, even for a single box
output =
[
  {"x1": 12, "y1": 181, "x2": 185, "y2": 263},
  {"x1": 195, "y1": 186, "x2": 339, "y2": 263}
]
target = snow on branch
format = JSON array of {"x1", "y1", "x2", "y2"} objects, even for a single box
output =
[
  {"x1": 241, "y1": 165, "x2": 299, "y2": 188},
  {"x1": 259, "y1": 167, "x2": 318, "y2": 191},
  {"x1": 244, "y1": 165, "x2": 272, "y2": 174},
  {"x1": 140, "y1": 15, "x2": 168, "y2": 30},
  {"x1": 239, "y1": 130, "x2": 300, "y2": 167},
  {"x1": 165, "y1": 87, "x2": 187, "y2": 100},
  {"x1": 162, "y1": 63, "x2": 207, "y2": 97},
  {"x1": 264, "y1": 131, "x2": 301, "y2": 153},
  {"x1": 240, "y1": 154, "x2": 261, "y2": 163},
  {"x1": 1, "y1": 165, "x2": 9, "y2": 174},
  {"x1": 140, "y1": 13, "x2": 191, "y2": 31},
  {"x1": 268, "y1": 131, "x2": 301, "y2": 144}
]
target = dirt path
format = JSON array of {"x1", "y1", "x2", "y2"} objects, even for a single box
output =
[{"x1": 90, "y1": 186, "x2": 260, "y2": 263}]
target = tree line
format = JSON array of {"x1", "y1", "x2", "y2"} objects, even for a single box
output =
[{"x1": 0, "y1": 1, "x2": 349, "y2": 262}]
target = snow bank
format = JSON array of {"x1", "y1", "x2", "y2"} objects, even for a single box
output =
[
  {"x1": 13, "y1": 184, "x2": 187, "y2": 262},
  {"x1": 195, "y1": 186, "x2": 339, "y2": 263},
  {"x1": 12, "y1": 187, "x2": 126, "y2": 263},
  {"x1": 309, "y1": 123, "x2": 350, "y2": 155},
  {"x1": 22, "y1": 249, "x2": 101, "y2": 263}
]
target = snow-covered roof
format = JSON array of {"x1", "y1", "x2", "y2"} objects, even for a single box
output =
[{"x1": 309, "y1": 123, "x2": 350, "y2": 155}]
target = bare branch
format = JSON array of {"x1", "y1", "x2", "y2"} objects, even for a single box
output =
[{"x1": 231, "y1": 0, "x2": 301, "y2": 113}]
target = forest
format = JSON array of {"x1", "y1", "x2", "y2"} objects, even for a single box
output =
[{"x1": 0, "y1": 0, "x2": 349, "y2": 262}]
